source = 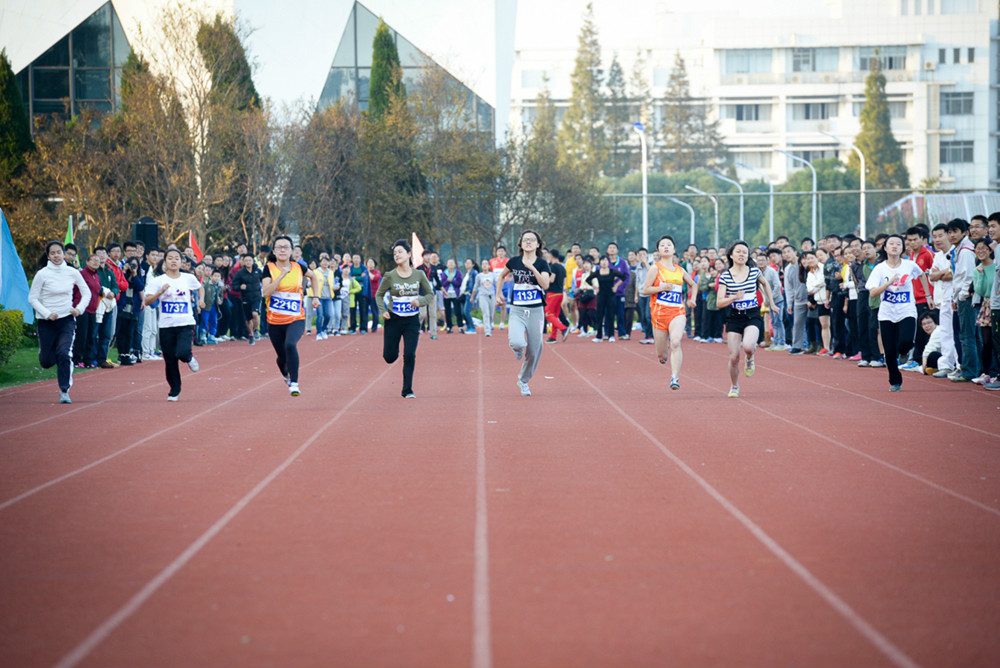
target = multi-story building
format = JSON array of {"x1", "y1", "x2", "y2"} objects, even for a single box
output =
[{"x1": 511, "y1": 0, "x2": 997, "y2": 190}]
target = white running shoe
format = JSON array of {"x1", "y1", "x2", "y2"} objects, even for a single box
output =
[
  {"x1": 289, "y1": 382, "x2": 301, "y2": 396},
  {"x1": 187, "y1": 357, "x2": 199, "y2": 372},
  {"x1": 517, "y1": 380, "x2": 531, "y2": 396},
  {"x1": 59, "y1": 391, "x2": 71, "y2": 404},
  {"x1": 167, "y1": 395, "x2": 179, "y2": 402}
]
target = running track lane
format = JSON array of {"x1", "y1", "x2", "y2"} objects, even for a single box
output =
[{"x1": 1, "y1": 332, "x2": 998, "y2": 666}]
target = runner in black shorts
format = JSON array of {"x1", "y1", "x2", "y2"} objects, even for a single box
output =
[
  {"x1": 716, "y1": 241, "x2": 776, "y2": 398},
  {"x1": 232, "y1": 253, "x2": 263, "y2": 345}
]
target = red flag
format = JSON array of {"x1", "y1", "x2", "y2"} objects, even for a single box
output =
[
  {"x1": 411, "y1": 233, "x2": 424, "y2": 268},
  {"x1": 188, "y1": 230, "x2": 203, "y2": 262}
]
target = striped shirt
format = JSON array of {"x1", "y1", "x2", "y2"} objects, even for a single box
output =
[{"x1": 719, "y1": 266, "x2": 761, "y2": 311}]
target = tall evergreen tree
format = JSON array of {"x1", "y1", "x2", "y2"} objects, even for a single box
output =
[
  {"x1": 369, "y1": 19, "x2": 405, "y2": 120},
  {"x1": 557, "y1": 3, "x2": 607, "y2": 178},
  {"x1": 658, "y1": 51, "x2": 724, "y2": 173},
  {"x1": 196, "y1": 14, "x2": 260, "y2": 111},
  {"x1": 849, "y1": 54, "x2": 909, "y2": 189},
  {"x1": 0, "y1": 49, "x2": 34, "y2": 185},
  {"x1": 604, "y1": 54, "x2": 631, "y2": 178}
]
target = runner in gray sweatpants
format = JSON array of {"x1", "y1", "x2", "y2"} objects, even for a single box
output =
[{"x1": 496, "y1": 230, "x2": 551, "y2": 397}]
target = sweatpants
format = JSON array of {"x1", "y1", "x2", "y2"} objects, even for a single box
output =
[
  {"x1": 382, "y1": 313, "x2": 420, "y2": 396},
  {"x1": 268, "y1": 319, "x2": 305, "y2": 383},
  {"x1": 878, "y1": 317, "x2": 916, "y2": 387},
  {"x1": 73, "y1": 311, "x2": 97, "y2": 365},
  {"x1": 38, "y1": 315, "x2": 76, "y2": 392},
  {"x1": 508, "y1": 305, "x2": 545, "y2": 385},
  {"x1": 160, "y1": 325, "x2": 194, "y2": 397},
  {"x1": 936, "y1": 298, "x2": 958, "y2": 370},
  {"x1": 478, "y1": 295, "x2": 494, "y2": 334},
  {"x1": 544, "y1": 292, "x2": 566, "y2": 337},
  {"x1": 142, "y1": 308, "x2": 159, "y2": 357}
]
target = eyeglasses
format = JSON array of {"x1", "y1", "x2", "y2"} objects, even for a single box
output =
[{"x1": 273, "y1": 245, "x2": 292, "y2": 251}]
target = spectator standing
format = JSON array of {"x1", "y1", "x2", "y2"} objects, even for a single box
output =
[
  {"x1": 783, "y1": 246, "x2": 807, "y2": 355},
  {"x1": 928, "y1": 224, "x2": 958, "y2": 376},
  {"x1": 972, "y1": 239, "x2": 995, "y2": 383},
  {"x1": 461, "y1": 258, "x2": 478, "y2": 334},
  {"x1": 984, "y1": 213, "x2": 1000, "y2": 390},
  {"x1": 440, "y1": 258, "x2": 463, "y2": 333},
  {"x1": 473, "y1": 259, "x2": 496, "y2": 336},
  {"x1": 947, "y1": 219, "x2": 980, "y2": 382}
]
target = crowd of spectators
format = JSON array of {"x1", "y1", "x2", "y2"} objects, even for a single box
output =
[{"x1": 47, "y1": 210, "x2": 999, "y2": 393}]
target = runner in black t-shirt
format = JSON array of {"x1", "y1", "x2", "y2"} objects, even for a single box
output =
[
  {"x1": 496, "y1": 230, "x2": 550, "y2": 396},
  {"x1": 233, "y1": 253, "x2": 263, "y2": 345}
]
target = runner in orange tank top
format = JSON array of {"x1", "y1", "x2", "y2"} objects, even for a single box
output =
[
  {"x1": 640, "y1": 235, "x2": 698, "y2": 390},
  {"x1": 261, "y1": 235, "x2": 320, "y2": 397}
]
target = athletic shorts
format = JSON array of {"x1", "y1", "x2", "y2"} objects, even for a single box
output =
[
  {"x1": 725, "y1": 307, "x2": 764, "y2": 336},
  {"x1": 241, "y1": 298, "x2": 260, "y2": 321},
  {"x1": 651, "y1": 304, "x2": 685, "y2": 332}
]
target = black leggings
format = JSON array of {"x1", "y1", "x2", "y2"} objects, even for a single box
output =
[
  {"x1": 38, "y1": 315, "x2": 77, "y2": 392},
  {"x1": 878, "y1": 317, "x2": 916, "y2": 386},
  {"x1": 383, "y1": 314, "x2": 420, "y2": 396},
  {"x1": 160, "y1": 325, "x2": 194, "y2": 397},
  {"x1": 268, "y1": 319, "x2": 305, "y2": 383}
]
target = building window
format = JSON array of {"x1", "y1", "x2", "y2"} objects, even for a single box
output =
[
  {"x1": 927, "y1": 0, "x2": 934, "y2": 11},
  {"x1": 968, "y1": 48, "x2": 975, "y2": 63},
  {"x1": 941, "y1": 0, "x2": 975, "y2": 12},
  {"x1": 791, "y1": 48, "x2": 839, "y2": 72},
  {"x1": 792, "y1": 102, "x2": 836, "y2": 120},
  {"x1": 859, "y1": 46, "x2": 907, "y2": 71},
  {"x1": 939, "y1": 48, "x2": 946, "y2": 64},
  {"x1": 914, "y1": 0, "x2": 921, "y2": 13},
  {"x1": 733, "y1": 152, "x2": 772, "y2": 169},
  {"x1": 954, "y1": 48, "x2": 961, "y2": 64},
  {"x1": 653, "y1": 68, "x2": 670, "y2": 87},
  {"x1": 900, "y1": 0, "x2": 908, "y2": 14},
  {"x1": 941, "y1": 91, "x2": 974, "y2": 115},
  {"x1": 853, "y1": 101, "x2": 907, "y2": 118},
  {"x1": 723, "y1": 104, "x2": 771, "y2": 121},
  {"x1": 940, "y1": 140, "x2": 973, "y2": 163},
  {"x1": 725, "y1": 49, "x2": 772, "y2": 74}
]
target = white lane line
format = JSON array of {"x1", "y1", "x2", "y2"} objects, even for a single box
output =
[
  {"x1": 0, "y1": 341, "x2": 353, "y2": 511},
  {"x1": 0, "y1": 346, "x2": 271, "y2": 437},
  {"x1": 553, "y1": 347, "x2": 921, "y2": 668},
  {"x1": 473, "y1": 336, "x2": 492, "y2": 668},
  {"x1": 621, "y1": 345, "x2": 1000, "y2": 518},
  {"x1": 54, "y1": 363, "x2": 393, "y2": 668},
  {"x1": 700, "y1": 346, "x2": 999, "y2": 440}
]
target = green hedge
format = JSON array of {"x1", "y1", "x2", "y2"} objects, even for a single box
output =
[{"x1": 0, "y1": 307, "x2": 23, "y2": 367}]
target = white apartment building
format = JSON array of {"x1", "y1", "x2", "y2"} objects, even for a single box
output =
[{"x1": 511, "y1": 0, "x2": 997, "y2": 191}]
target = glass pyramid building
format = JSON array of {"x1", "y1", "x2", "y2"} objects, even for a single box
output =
[{"x1": 318, "y1": 2, "x2": 493, "y2": 138}]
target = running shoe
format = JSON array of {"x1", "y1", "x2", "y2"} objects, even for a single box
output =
[
  {"x1": 857, "y1": 360, "x2": 870, "y2": 367},
  {"x1": 59, "y1": 391, "x2": 71, "y2": 404},
  {"x1": 621, "y1": 335, "x2": 630, "y2": 340},
  {"x1": 289, "y1": 382, "x2": 301, "y2": 396},
  {"x1": 167, "y1": 395, "x2": 179, "y2": 402},
  {"x1": 578, "y1": 331, "x2": 590, "y2": 338},
  {"x1": 430, "y1": 334, "x2": 438, "y2": 340},
  {"x1": 818, "y1": 348, "x2": 830, "y2": 355},
  {"x1": 659, "y1": 357, "x2": 667, "y2": 365},
  {"x1": 727, "y1": 386, "x2": 740, "y2": 398},
  {"x1": 485, "y1": 332, "x2": 492, "y2": 337},
  {"x1": 869, "y1": 359, "x2": 886, "y2": 368},
  {"x1": 972, "y1": 374, "x2": 991, "y2": 385},
  {"x1": 848, "y1": 353, "x2": 862, "y2": 361},
  {"x1": 282, "y1": 376, "x2": 291, "y2": 387},
  {"x1": 832, "y1": 353, "x2": 846, "y2": 360},
  {"x1": 950, "y1": 375, "x2": 971, "y2": 383},
  {"x1": 788, "y1": 348, "x2": 804, "y2": 355},
  {"x1": 931, "y1": 368, "x2": 952, "y2": 378},
  {"x1": 561, "y1": 327, "x2": 570, "y2": 342},
  {"x1": 899, "y1": 360, "x2": 919, "y2": 371},
  {"x1": 889, "y1": 384, "x2": 901, "y2": 392},
  {"x1": 607, "y1": 336, "x2": 616, "y2": 342},
  {"x1": 249, "y1": 336, "x2": 255, "y2": 346},
  {"x1": 670, "y1": 377, "x2": 680, "y2": 390},
  {"x1": 98, "y1": 361, "x2": 115, "y2": 369},
  {"x1": 984, "y1": 380, "x2": 1000, "y2": 391},
  {"x1": 592, "y1": 337, "x2": 603, "y2": 343},
  {"x1": 744, "y1": 355, "x2": 755, "y2": 377},
  {"x1": 187, "y1": 357, "x2": 199, "y2": 372},
  {"x1": 517, "y1": 380, "x2": 531, "y2": 396}
]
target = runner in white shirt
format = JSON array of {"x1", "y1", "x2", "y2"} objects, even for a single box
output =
[
  {"x1": 144, "y1": 249, "x2": 205, "y2": 401},
  {"x1": 865, "y1": 234, "x2": 934, "y2": 392}
]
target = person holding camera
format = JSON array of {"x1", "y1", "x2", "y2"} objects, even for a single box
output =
[{"x1": 115, "y1": 258, "x2": 145, "y2": 365}]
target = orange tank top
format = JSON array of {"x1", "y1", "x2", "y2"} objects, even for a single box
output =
[
  {"x1": 651, "y1": 263, "x2": 685, "y2": 310},
  {"x1": 266, "y1": 262, "x2": 305, "y2": 325}
]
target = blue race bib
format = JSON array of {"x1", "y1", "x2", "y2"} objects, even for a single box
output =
[
  {"x1": 269, "y1": 292, "x2": 301, "y2": 315},
  {"x1": 391, "y1": 296, "x2": 418, "y2": 316},
  {"x1": 733, "y1": 298, "x2": 757, "y2": 310},
  {"x1": 161, "y1": 301, "x2": 189, "y2": 314},
  {"x1": 882, "y1": 290, "x2": 911, "y2": 304},
  {"x1": 656, "y1": 290, "x2": 683, "y2": 306},
  {"x1": 513, "y1": 283, "x2": 542, "y2": 305}
]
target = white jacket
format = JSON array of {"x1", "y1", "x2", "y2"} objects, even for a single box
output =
[{"x1": 28, "y1": 262, "x2": 91, "y2": 320}]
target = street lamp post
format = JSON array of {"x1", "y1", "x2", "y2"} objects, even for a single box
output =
[
  {"x1": 775, "y1": 149, "x2": 817, "y2": 242},
  {"x1": 735, "y1": 161, "x2": 774, "y2": 241},
  {"x1": 684, "y1": 185, "x2": 719, "y2": 249},
  {"x1": 633, "y1": 122, "x2": 648, "y2": 250},
  {"x1": 708, "y1": 171, "x2": 744, "y2": 240},
  {"x1": 819, "y1": 130, "x2": 866, "y2": 239},
  {"x1": 665, "y1": 197, "x2": 696, "y2": 246}
]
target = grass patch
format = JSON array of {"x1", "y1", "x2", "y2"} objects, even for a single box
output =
[{"x1": 0, "y1": 337, "x2": 95, "y2": 390}]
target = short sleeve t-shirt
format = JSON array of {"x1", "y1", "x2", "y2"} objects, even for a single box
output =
[
  {"x1": 865, "y1": 259, "x2": 923, "y2": 322},
  {"x1": 505, "y1": 256, "x2": 550, "y2": 307},
  {"x1": 719, "y1": 266, "x2": 762, "y2": 311},
  {"x1": 146, "y1": 273, "x2": 201, "y2": 328}
]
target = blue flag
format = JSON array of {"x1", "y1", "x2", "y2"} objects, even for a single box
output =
[{"x1": 0, "y1": 207, "x2": 34, "y2": 324}]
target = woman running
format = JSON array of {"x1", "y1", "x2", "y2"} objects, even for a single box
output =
[
  {"x1": 865, "y1": 234, "x2": 934, "y2": 392},
  {"x1": 28, "y1": 241, "x2": 92, "y2": 404},
  {"x1": 375, "y1": 239, "x2": 435, "y2": 398},
  {"x1": 640, "y1": 235, "x2": 697, "y2": 390},
  {"x1": 715, "y1": 241, "x2": 777, "y2": 398},
  {"x1": 261, "y1": 235, "x2": 321, "y2": 396},
  {"x1": 143, "y1": 249, "x2": 205, "y2": 401},
  {"x1": 496, "y1": 229, "x2": 551, "y2": 396}
]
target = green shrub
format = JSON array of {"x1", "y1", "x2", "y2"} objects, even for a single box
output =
[{"x1": 0, "y1": 307, "x2": 24, "y2": 367}]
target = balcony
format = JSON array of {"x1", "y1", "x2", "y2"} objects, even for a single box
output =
[{"x1": 722, "y1": 70, "x2": 915, "y2": 87}]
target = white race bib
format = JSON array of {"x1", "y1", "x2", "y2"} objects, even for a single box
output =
[
  {"x1": 269, "y1": 291, "x2": 301, "y2": 315},
  {"x1": 513, "y1": 282, "x2": 542, "y2": 306},
  {"x1": 655, "y1": 288, "x2": 683, "y2": 306}
]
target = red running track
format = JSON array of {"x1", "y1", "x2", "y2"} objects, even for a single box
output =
[{"x1": 1, "y1": 330, "x2": 998, "y2": 667}]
